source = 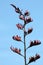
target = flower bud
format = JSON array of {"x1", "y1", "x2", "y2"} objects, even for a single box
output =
[
  {"x1": 19, "y1": 15, "x2": 24, "y2": 20},
  {"x1": 25, "y1": 17, "x2": 33, "y2": 24},
  {"x1": 16, "y1": 23, "x2": 24, "y2": 29},
  {"x1": 24, "y1": 10, "x2": 30, "y2": 16},
  {"x1": 28, "y1": 28, "x2": 33, "y2": 34},
  {"x1": 29, "y1": 41, "x2": 34, "y2": 47}
]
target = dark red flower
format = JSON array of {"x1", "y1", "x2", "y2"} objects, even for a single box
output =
[
  {"x1": 34, "y1": 40, "x2": 41, "y2": 45},
  {"x1": 25, "y1": 17, "x2": 33, "y2": 24},
  {"x1": 19, "y1": 15, "x2": 25, "y2": 20},
  {"x1": 12, "y1": 35, "x2": 21, "y2": 41},
  {"x1": 29, "y1": 56, "x2": 35, "y2": 63},
  {"x1": 16, "y1": 23, "x2": 24, "y2": 29},
  {"x1": 29, "y1": 41, "x2": 34, "y2": 47},
  {"x1": 24, "y1": 10, "x2": 30, "y2": 16},
  {"x1": 28, "y1": 28, "x2": 33, "y2": 34},
  {"x1": 35, "y1": 54, "x2": 40, "y2": 60}
]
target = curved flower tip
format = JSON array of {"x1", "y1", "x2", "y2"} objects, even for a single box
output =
[
  {"x1": 24, "y1": 10, "x2": 30, "y2": 16},
  {"x1": 16, "y1": 23, "x2": 24, "y2": 29},
  {"x1": 12, "y1": 35, "x2": 21, "y2": 41},
  {"x1": 11, "y1": 4, "x2": 22, "y2": 14},
  {"x1": 25, "y1": 17, "x2": 33, "y2": 24},
  {"x1": 19, "y1": 15, "x2": 25, "y2": 20},
  {"x1": 28, "y1": 28, "x2": 33, "y2": 34}
]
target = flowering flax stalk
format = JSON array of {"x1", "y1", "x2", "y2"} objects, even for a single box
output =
[{"x1": 10, "y1": 4, "x2": 41, "y2": 65}]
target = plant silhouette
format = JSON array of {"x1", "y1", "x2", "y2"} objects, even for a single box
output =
[{"x1": 10, "y1": 4, "x2": 41, "y2": 65}]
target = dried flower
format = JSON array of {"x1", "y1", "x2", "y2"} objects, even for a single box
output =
[
  {"x1": 12, "y1": 35, "x2": 21, "y2": 41},
  {"x1": 24, "y1": 10, "x2": 30, "y2": 16},
  {"x1": 28, "y1": 28, "x2": 33, "y2": 34},
  {"x1": 16, "y1": 23, "x2": 24, "y2": 29},
  {"x1": 19, "y1": 15, "x2": 24, "y2": 20}
]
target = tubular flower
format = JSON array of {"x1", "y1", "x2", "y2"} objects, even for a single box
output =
[
  {"x1": 29, "y1": 40, "x2": 41, "y2": 47},
  {"x1": 25, "y1": 17, "x2": 33, "y2": 24},
  {"x1": 10, "y1": 46, "x2": 21, "y2": 54},
  {"x1": 29, "y1": 41, "x2": 34, "y2": 47},
  {"x1": 16, "y1": 23, "x2": 24, "y2": 29},
  {"x1": 35, "y1": 54, "x2": 40, "y2": 60},
  {"x1": 29, "y1": 54, "x2": 40, "y2": 63},
  {"x1": 28, "y1": 28, "x2": 33, "y2": 34},
  {"x1": 24, "y1": 10, "x2": 30, "y2": 16},
  {"x1": 34, "y1": 40, "x2": 41, "y2": 45},
  {"x1": 12, "y1": 35, "x2": 21, "y2": 41},
  {"x1": 19, "y1": 15, "x2": 25, "y2": 20},
  {"x1": 29, "y1": 56, "x2": 35, "y2": 63}
]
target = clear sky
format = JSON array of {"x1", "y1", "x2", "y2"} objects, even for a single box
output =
[{"x1": 0, "y1": 0, "x2": 43, "y2": 65}]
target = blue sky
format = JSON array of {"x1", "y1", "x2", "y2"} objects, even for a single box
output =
[{"x1": 0, "y1": 0, "x2": 43, "y2": 65}]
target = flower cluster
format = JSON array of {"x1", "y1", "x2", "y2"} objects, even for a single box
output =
[
  {"x1": 10, "y1": 46, "x2": 21, "y2": 54},
  {"x1": 25, "y1": 17, "x2": 33, "y2": 24},
  {"x1": 12, "y1": 35, "x2": 21, "y2": 41},
  {"x1": 16, "y1": 23, "x2": 24, "y2": 29},
  {"x1": 29, "y1": 40, "x2": 41, "y2": 47},
  {"x1": 29, "y1": 54, "x2": 40, "y2": 63},
  {"x1": 24, "y1": 28, "x2": 33, "y2": 36}
]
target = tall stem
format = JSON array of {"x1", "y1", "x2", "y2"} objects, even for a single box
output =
[{"x1": 24, "y1": 23, "x2": 26, "y2": 65}]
